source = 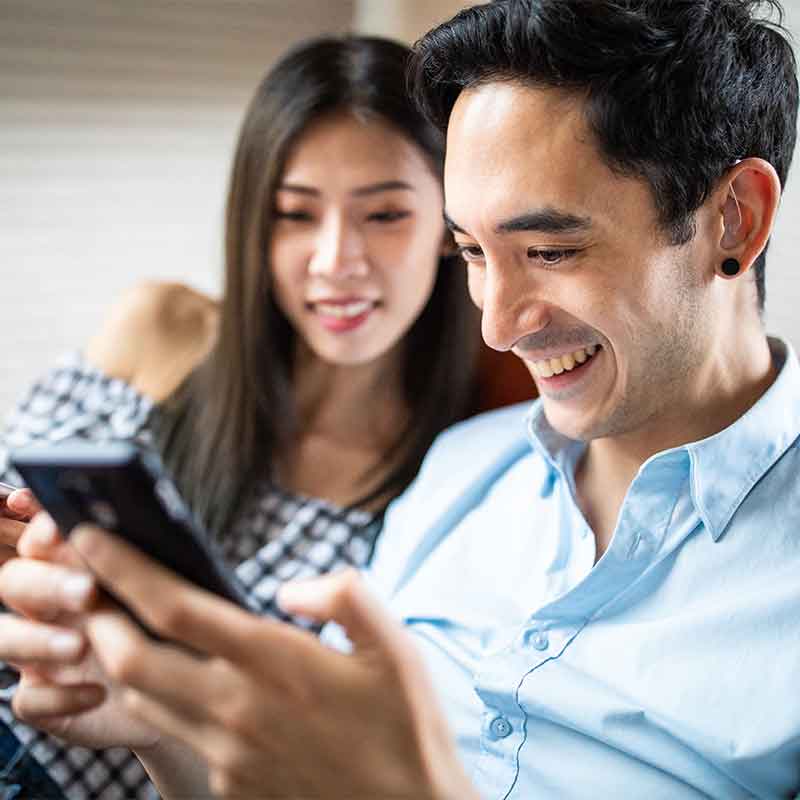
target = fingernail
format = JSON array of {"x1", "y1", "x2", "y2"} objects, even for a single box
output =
[
  {"x1": 10, "y1": 490, "x2": 33, "y2": 512},
  {"x1": 71, "y1": 524, "x2": 98, "y2": 553},
  {"x1": 49, "y1": 632, "x2": 82, "y2": 656},
  {"x1": 62, "y1": 573, "x2": 94, "y2": 604},
  {"x1": 33, "y1": 517, "x2": 57, "y2": 546}
]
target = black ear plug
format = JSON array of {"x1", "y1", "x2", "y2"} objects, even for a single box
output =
[{"x1": 721, "y1": 258, "x2": 741, "y2": 276}]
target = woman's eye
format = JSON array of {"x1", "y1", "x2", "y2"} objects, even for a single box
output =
[
  {"x1": 456, "y1": 245, "x2": 484, "y2": 262},
  {"x1": 273, "y1": 210, "x2": 313, "y2": 222},
  {"x1": 367, "y1": 210, "x2": 411, "y2": 223},
  {"x1": 528, "y1": 248, "x2": 577, "y2": 265}
]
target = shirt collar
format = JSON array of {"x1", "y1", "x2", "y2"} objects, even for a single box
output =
[
  {"x1": 525, "y1": 337, "x2": 800, "y2": 540},
  {"x1": 687, "y1": 336, "x2": 800, "y2": 540}
]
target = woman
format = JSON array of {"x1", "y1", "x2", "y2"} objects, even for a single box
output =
[{"x1": 0, "y1": 34, "x2": 477, "y2": 799}]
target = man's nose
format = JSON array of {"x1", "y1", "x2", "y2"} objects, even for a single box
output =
[
  {"x1": 307, "y1": 214, "x2": 369, "y2": 279},
  {"x1": 480, "y1": 264, "x2": 550, "y2": 352}
]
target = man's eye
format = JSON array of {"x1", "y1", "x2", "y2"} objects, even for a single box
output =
[
  {"x1": 367, "y1": 210, "x2": 411, "y2": 223},
  {"x1": 273, "y1": 210, "x2": 313, "y2": 222},
  {"x1": 528, "y1": 248, "x2": 577, "y2": 265},
  {"x1": 457, "y1": 245, "x2": 484, "y2": 262}
]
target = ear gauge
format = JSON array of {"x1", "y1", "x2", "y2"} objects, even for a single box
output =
[{"x1": 720, "y1": 258, "x2": 741, "y2": 277}]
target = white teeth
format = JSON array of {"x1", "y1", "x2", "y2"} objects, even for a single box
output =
[
  {"x1": 531, "y1": 345, "x2": 599, "y2": 378},
  {"x1": 315, "y1": 300, "x2": 373, "y2": 319}
]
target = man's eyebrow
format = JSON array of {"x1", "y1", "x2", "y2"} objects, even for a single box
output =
[
  {"x1": 277, "y1": 181, "x2": 414, "y2": 198},
  {"x1": 443, "y1": 211, "x2": 467, "y2": 235},
  {"x1": 443, "y1": 208, "x2": 592, "y2": 237},
  {"x1": 497, "y1": 209, "x2": 592, "y2": 234}
]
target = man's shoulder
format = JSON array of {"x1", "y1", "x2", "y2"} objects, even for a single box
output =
[
  {"x1": 419, "y1": 401, "x2": 535, "y2": 472},
  {"x1": 367, "y1": 402, "x2": 541, "y2": 594}
]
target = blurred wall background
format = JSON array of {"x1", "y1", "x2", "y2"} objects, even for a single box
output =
[{"x1": 1, "y1": 0, "x2": 799, "y2": 417}]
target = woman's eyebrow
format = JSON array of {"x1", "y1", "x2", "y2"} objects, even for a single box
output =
[
  {"x1": 277, "y1": 180, "x2": 415, "y2": 197},
  {"x1": 277, "y1": 184, "x2": 319, "y2": 196},
  {"x1": 352, "y1": 180, "x2": 415, "y2": 197}
]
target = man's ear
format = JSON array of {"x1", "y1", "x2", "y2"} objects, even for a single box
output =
[{"x1": 714, "y1": 158, "x2": 781, "y2": 279}]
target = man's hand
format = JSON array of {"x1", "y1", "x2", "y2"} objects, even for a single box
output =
[{"x1": 71, "y1": 524, "x2": 480, "y2": 800}]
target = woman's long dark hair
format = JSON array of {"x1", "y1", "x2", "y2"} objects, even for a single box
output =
[{"x1": 156, "y1": 36, "x2": 478, "y2": 538}]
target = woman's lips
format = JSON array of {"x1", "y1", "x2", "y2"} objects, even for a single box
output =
[{"x1": 308, "y1": 299, "x2": 378, "y2": 332}]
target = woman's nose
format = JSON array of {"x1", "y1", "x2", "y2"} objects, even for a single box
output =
[{"x1": 307, "y1": 214, "x2": 369, "y2": 279}]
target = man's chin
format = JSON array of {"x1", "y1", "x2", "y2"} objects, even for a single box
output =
[{"x1": 539, "y1": 399, "x2": 602, "y2": 444}]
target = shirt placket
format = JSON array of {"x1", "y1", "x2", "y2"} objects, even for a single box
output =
[{"x1": 469, "y1": 451, "x2": 689, "y2": 799}]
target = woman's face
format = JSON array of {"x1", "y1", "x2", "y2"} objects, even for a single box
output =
[{"x1": 270, "y1": 112, "x2": 446, "y2": 368}]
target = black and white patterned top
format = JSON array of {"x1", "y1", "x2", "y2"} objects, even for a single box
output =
[{"x1": 0, "y1": 353, "x2": 383, "y2": 800}]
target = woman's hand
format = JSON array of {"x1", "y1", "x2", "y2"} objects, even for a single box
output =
[
  {"x1": 70, "y1": 524, "x2": 479, "y2": 800},
  {"x1": 0, "y1": 513, "x2": 161, "y2": 751},
  {"x1": 0, "y1": 488, "x2": 39, "y2": 565}
]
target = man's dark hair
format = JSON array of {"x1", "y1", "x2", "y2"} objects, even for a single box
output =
[{"x1": 411, "y1": 0, "x2": 799, "y2": 310}]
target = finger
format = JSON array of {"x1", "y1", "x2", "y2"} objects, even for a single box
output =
[
  {"x1": 72, "y1": 524, "x2": 293, "y2": 663},
  {"x1": 17, "y1": 512, "x2": 73, "y2": 563},
  {"x1": 7, "y1": 489, "x2": 40, "y2": 520},
  {"x1": 85, "y1": 607, "x2": 221, "y2": 729},
  {"x1": 12, "y1": 680, "x2": 106, "y2": 723},
  {"x1": 0, "y1": 517, "x2": 26, "y2": 548},
  {"x1": 0, "y1": 614, "x2": 86, "y2": 665},
  {"x1": 278, "y1": 569, "x2": 406, "y2": 656},
  {"x1": 0, "y1": 558, "x2": 97, "y2": 618},
  {"x1": 0, "y1": 545, "x2": 18, "y2": 567}
]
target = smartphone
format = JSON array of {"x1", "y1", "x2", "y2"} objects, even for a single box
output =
[{"x1": 10, "y1": 442, "x2": 250, "y2": 611}]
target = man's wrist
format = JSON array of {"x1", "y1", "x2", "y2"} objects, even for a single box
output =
[{"x1": 134, "y1": 738, "x2": 212, "y2": 800}]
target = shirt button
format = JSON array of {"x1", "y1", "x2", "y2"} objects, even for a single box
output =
[
  {"x1": 530, "y1": 629, "x2": 549, "y2": 650},
  {"x1": 489, "y1": 716, "x2": 513, "y2": 739}
]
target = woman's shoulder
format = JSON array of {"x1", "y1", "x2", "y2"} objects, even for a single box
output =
[{"x1": 85, "y1": 281, "x2": 220, "y2": 402}]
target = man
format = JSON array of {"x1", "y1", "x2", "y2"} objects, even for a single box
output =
[{"x1": 1, "y1": 1, "x2": 799, "y2": 798}]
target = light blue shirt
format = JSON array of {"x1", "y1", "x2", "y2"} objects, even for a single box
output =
[{"x1": 357, "y1": 337, "x2": 800, "y2": 799}]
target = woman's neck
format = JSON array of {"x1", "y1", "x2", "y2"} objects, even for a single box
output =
[
  {"x1": 274, "y1": 340, "x2": 410, "y2": 508},
  {"x1": 292, "y1": 342, "x2": 408, "y2": 448}
]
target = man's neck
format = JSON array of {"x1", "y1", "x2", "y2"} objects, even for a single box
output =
[{"x1": 575, "y1": 333, "x2": 778, "y2": 560}]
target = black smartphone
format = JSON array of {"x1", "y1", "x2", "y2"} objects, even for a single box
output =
[{"x1": 10, "y1": 442, "x2": 250, "y2": 610}]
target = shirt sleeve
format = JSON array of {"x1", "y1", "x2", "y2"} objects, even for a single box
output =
[
  {"x1": 0, "y1": 351, "x2": 155, "y2": 486},
  {"x1": 0, "y1": 352, "x2": 156, "y2": 693}
]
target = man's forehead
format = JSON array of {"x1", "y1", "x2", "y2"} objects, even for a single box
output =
[{"x1": 443, "y1": 82, "x2": 607, "y2": 232}]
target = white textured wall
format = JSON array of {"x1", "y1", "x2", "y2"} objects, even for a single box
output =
[
  {"x1": 354, "y1": 0, "x2": 469, "y2": 43},
  {"x1": 0, "y1": 0, "x2": 353, "y2": 417},
  {"x1": 766, "y1": 0, "x2": 800, "y2": 346}
]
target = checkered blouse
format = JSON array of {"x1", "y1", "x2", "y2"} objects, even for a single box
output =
[{"x1": 0, "y1": 353, "x2": 382, "y2": 799}]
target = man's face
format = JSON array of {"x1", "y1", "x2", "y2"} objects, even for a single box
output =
[{"x1": 444, "y1": 82, "x2": 716, "y2": 443}]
